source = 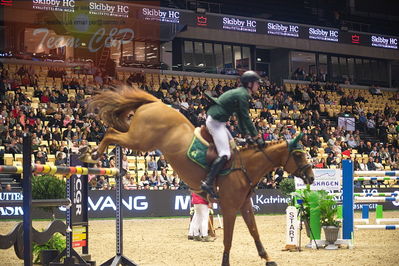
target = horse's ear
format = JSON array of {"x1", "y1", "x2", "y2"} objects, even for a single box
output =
[{"x1": 289, "y1": 132, "x2": 304, "y2": 151}]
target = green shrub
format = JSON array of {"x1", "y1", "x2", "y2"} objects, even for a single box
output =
[
  {"x1": 279, "y1": 178, "x2": 296, "y2": 197},
  {"x1": 31, "y1": 174, "x2": 66, "y2": 213},
  {"x1": 32, "y1": 232, "x2": 66, "y2": 264}
]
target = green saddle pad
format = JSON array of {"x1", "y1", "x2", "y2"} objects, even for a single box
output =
[{"x1": 187, "y1": 135, "x2": 231, "y2": 175}]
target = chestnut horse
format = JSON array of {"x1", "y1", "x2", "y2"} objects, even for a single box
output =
[{"x1": 81, "y1": 86, "x2": 314, "y2": 266}]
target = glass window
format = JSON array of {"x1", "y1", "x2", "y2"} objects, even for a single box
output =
[
  {"x1": 331, "y1": 56, "x2": 339, "y2": 81},
  {"x1": 134, "y1": 41, "x2": 145, "y2": 62},
  {"x1": 110, "y1": 40, "x2": 122, "y2": 66},
  {"x1": 183, "y1": 41, "x2": 194, "y2": 67},
  {"x1": 354, "y1": 58, "x2": 363, "y2": 82},
  {"x1": 223, "y1": 45, "x2": 233, "y2": 69},
  {"x1": 242, "y1": 46, "x2": 251, "y2": 69},
  {"x1": 194, "y1": 41, "x2": 204, "y2": 67},
  {"x1": 370, "y1": 60, "x2": 379, "y2": 82},
  {"x1": 145, "y1": 42, "x2": 159, "y2": 62},
  {"x1": 204, "y1": 43, "x2": 214, "y2": 71},
  {"x1": 378, "y1": 61, "x2": 388, "y2": 85},
  {"x1": 362, "y1": 59, "x2": 371, "y2": 83},
  {"x1": 184, "y1": 40, "x2": 193, "y2": 53},
  {"x1": 339, "y1": 57, "x2": 348, "y2": 82},
  {"x1": 290, "y1": 51, "x2": 315, "y2": 79},
  {"x1": 161, "y1": 41, "x2": 172, "y2": 70},
  {"x1": 347, "y1": 57, "x2": 355, "y2": 83},
  {"x1": 318, "y1": 54, "x2": 327, "y2": 77},
  {"x1": 215, "y1": 44, "x2": 223, "y2": 71},
  {"x1": 233, "y1": 46, "x2": 242, "y2": 69}
]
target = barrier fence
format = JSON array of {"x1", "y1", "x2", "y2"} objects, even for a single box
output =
[
  {"x1": 342, "y1": 160, "x2": 399, "y2": 248},
  {"x1": 0, "y1": 134, "x2": 135, "y2": 266}
]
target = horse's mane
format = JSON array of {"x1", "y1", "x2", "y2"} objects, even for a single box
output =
[
  {"x1": 238, "y1": 139, "x2": 286, "y2": 153},
  {"x1": 89, "y1": 85, "x2": 160, "y2": 132}
]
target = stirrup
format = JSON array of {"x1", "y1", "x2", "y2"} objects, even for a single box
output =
[{"x1": 201, "y1": 182, "x2": 219, "y2": 199}]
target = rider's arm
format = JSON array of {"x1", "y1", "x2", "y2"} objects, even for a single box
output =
[{"x1": 237, "y1": 96, "x2": 258, "y2": 138}]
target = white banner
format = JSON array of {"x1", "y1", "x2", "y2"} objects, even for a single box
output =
[{"x1": 295, "y1": 169, "x2": 341, "y2": 191}]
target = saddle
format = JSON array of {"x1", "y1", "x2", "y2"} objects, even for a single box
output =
[{"x1": 197, "y1": 125, "x2": 234, "y2": 169}]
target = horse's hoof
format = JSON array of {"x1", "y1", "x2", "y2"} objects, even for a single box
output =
[
  {"x1": 91, "y1": 151, "x2": 99, "y2": 160},
  {"x1": 78, "y1": 145, "x2": 89, "y2": 154},
  {"x1": 266, "y1": 261, "x2": 277, "y2": 266}
]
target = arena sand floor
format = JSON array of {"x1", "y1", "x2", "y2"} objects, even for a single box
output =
[{"x1": 1, "y1": 212, "x2": 399, "y2": 266}]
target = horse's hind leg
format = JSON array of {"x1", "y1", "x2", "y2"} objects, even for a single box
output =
[{"x1": 240, "y1": 196, "x2": 277, "y2": 266}]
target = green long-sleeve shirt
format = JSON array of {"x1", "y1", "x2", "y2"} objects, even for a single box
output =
[{"x1": 207, "y1": 87, "x2": 258, "y2": 137}]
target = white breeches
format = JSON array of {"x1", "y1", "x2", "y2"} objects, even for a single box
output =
[
  {"x1": 206, "y1": 116, "x2": 232, "y2": 159},
  {"x1": 188, "y1": 204, "x2": 209, "y2": 237}
]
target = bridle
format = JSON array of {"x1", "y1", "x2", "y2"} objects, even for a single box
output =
[
  {"x1": 259, "y1": 142, "x2": 312, "y2": 180},
  {"x1": 234, "y1": 140, "x2": 313, "y2": 189}
]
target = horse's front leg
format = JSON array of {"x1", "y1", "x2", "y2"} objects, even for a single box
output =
[
  {"x1": 92, "y1": 127, "x2": 138, "y2": 160},
  {"x1": 240, "y1": 196, "x2": 277, "y2": 266},
  {"x1": 220, "y1": 208, "x2": 237, "y2": 266}
]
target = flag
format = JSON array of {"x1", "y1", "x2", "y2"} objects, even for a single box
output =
[{"x1": 342, "y1": 149, "x2": 351, "y2": 157}]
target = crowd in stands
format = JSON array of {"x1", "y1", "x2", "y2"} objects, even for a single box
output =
[{"x1": 1, "y1": 62, "x2": 398, "y2": 192}]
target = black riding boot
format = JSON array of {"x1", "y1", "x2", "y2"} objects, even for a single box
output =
[{"x1": 201, "y1": 155, "x2": 228, "y2": 199}]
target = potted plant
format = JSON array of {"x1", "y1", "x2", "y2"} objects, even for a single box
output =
[
  {"x1": 32, "y1": 232, "x2": 66, "y2": 265},
  {"x1": 318, "y1": 191, "x2": 341, "y2": 250},
  {"x1": 292, "y1": 186, "x2": 317, "y2": 248}
]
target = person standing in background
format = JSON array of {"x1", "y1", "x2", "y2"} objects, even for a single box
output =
[{"x1": 188, "y1": 192, "x2": 214, "y2": 242}]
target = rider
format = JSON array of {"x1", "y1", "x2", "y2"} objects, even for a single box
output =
[{"x1": 201, "y1": 70, "x2": 265, "y2": 199}]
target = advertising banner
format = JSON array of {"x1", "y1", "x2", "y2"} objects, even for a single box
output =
[
  {"x1": 1, "y1": 188, "x2": 398, "y2": 220},
  {"x1": 295, "y1": 169, "x2": 341, "y2": 191}
]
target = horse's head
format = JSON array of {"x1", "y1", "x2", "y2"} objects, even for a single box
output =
[{"x1": 283, "y1": 133, "x2": 314, "y2": 185}]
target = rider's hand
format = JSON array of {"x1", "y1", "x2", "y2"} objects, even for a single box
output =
[
  {"x1": 256, "y1": 137, "x2": 265, "y2": 148},
  {"x1": 246, "y1": 136, "x2": 255, "y2": 145}
]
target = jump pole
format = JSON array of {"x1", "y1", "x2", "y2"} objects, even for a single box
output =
[
  {"x1": 101, "y1": 146, "x2": 137, "y2": 266},
  {"x1": 342, "y1": 160, "x2": 354, "y2": 248},
  {"x1": 355, "y1": 225, "x2": 399, "y2": 230},
  {"x1": 22, "y1": 133, "x2": 33, "y2": 266}
]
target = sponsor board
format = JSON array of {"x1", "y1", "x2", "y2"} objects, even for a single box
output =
[
  {"x1": 88, "y1": 2, "x2": 129, "y2": 18},
  {"x1": 1, "y1": 188, "x2": 397, "y2": 219},
  {"x1": 32, "y1": 0, "x2": 75, "y2": 13},
  {"x1": 141, "y1": 8, "x2": 180, "y2": 23},
  {"x1": 222, "y1": 16, "x2": 257, "y2": 33},
  {"x1": 308, "y1": 27, "x2": 339, "y2": 42},
  {"x1": 371, "y1": 35, "x2": 398, "y2": 49},
  {"x1": 267, "y1": 22, "x2": 299, "y2": 38},
  {"x1": 295, "y1": 169, "x2": 341, "y2": 191}
]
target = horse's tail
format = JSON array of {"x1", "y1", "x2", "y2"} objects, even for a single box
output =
[{"x1": 89, "y1": 85, "x2": 161, "y2": 132}]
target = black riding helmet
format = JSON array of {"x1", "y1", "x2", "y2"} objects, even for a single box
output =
[{"x1": 240, "y1": 70, "x2": 261, "y2": 88}]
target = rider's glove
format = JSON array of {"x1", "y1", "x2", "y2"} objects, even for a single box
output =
[
  {"x1": 246, "y1": 136, "x2": 255, "y2": 145},
  {"x1": 256, "y1": 137, "x2": 265, "y2": 148}
]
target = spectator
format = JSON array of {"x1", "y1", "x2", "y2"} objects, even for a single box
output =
[
  {"x1": 5, "y1": 184, "x2": 12, "y2": 191},
  {"x1": 147, "y1": 157, "x2": 157, "y2": 171},
  {"x1": 367, "y1": 157, "x2": 376, "y2": 171},
  {"x1": 170, "y1": 77, "x2": 179, "y2": 88},
  {"x1": 157, "y1": 154, "x2": 168, "y2": 171},
  {"x1": 188, "y1": 192, "x2": 213, "y2": 242},
  {"x1": 55, "y1": 152, "x2": 67, "y2": 166}
]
